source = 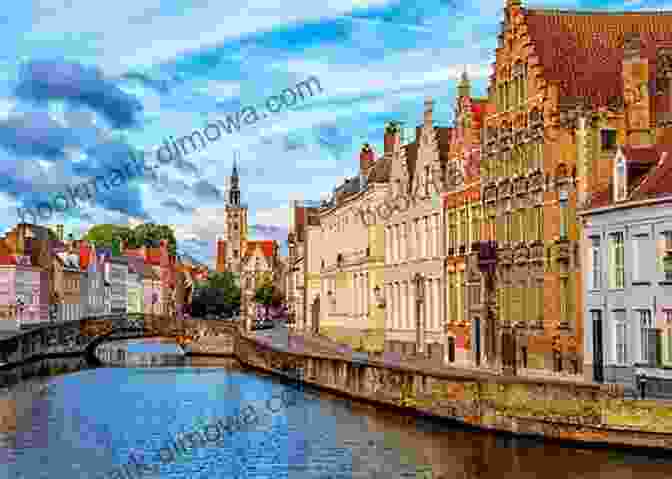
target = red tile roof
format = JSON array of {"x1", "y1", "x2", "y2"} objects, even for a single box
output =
[
  {"x1": 523, "y1": 9, "x2": 672, "y2": 108},
  {"x1": 245, "y1": 240, "x2": 276, "y2": 258},
  {"x1": 0, "y1": 255, "x2": 16, "y2": 265},
  {"x1": 630, "y1": 147, "x2": 672, "y2": 200},
  {"x1": 587, "y1": 144, "x2": 672, "y2": 208}
]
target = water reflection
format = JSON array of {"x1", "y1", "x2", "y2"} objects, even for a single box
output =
[{"x1": 0, "y1": 350, "x2": 669, "y2": 478}]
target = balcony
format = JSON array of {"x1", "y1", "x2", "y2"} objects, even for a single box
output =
[{"x1": 551, "y1": 239, "x2": 571, "y2": 263}]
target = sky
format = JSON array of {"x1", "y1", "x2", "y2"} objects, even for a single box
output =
[{"x1": 0, "y1": 0, "x2": 666, "y2": 268}]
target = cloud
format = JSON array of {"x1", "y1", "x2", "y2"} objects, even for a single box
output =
[
  {"x1": 15, "y1": 60, "x2": 143, "y2": 128},
  {"x1": 192, "y1": 180, "x2": 224, "y2": 202},
  {"x1": 161, "y1": 198, "x2": 195, "y2": 214},
  {"x1": 0, "y1": 111, "x2": 78, "y2": 158}
]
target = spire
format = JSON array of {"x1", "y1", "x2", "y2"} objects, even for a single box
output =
[
  {"x1": 458, "y1": 66, "x2": 471, "y2": 98},
  {"x1": 229, "y1": 150, "x2": 241, "y2": 207}
]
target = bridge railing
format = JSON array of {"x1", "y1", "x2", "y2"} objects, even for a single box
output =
[{"x1": 0, "y1": 313, "x2": 238, "y2": 368}]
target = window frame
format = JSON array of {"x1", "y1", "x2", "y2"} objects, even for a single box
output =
[
  {"x1": 609, "y1": 232, "x2": 625, "y2": 289},
  {"x1": 590, "y1": 236, "x2": 601, "y2": 290},
  {"x1": 637, "y1": 309, "x2": 653, "y2": 364},
  {"x1": 613, "y1": 309, "x2": 628, "y2": 366}
]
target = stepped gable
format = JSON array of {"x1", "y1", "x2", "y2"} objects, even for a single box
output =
[{"x1": 523, "y1": 9, "x2": 672, "y2": 108}]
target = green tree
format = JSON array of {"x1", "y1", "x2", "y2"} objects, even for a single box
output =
[
  {"x1": 207, "y1": 272, "x2": 240, "y2": 309},
  {"x1": 83, "y1": 224, "x2": 134, "y2": 250},
  {"x1": 254, "y1": 276, "x2": 276, "y2": 317},
  {"x1": 133, "y1": 223, "x2": 177, "y2": 255}
]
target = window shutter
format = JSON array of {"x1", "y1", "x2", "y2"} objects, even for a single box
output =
[
  {"x1": 648, "y1": 328, "x2": 660, "y2": 367},
  {"x1": 586, "y1": 243, "x2": 594, "y2": 290},
  {"x1": 657, "y1": 236, "x2": 666, "y2": 274},
  {"x1": 608, "y1": 238, "x2": 616, "y2": 289}
]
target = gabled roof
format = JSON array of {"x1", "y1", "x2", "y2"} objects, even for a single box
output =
[
  {"x1": 523, "y1": 9, "x2": 672, "y2": 109},
  {"x1": 587, "y1": 143, "x2": 672, "y2": 209},
  {"x1": 245, "y1": 240, "x2": 276, "y2": 258}
]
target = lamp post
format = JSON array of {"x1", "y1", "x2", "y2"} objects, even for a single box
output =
[
  {"x1": 16, "y1": 297, "x2": 25, "y2": 330},
  {"x1": 152, "y1": 292, "x2": 158, "y2": 317},
  {"x1": 414, "y1": 273, "x2": 425, "y2": 356}
]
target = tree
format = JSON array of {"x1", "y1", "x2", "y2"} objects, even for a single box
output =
[
  {"x1": 83, "y1": 224, "x2": 134, "y2": 250},
  {"x1": 254, "y1": 276, "x2": 277, "y2": 318},
  {"x1": 191, "y1": 271, "x2": 240, "y2": 317},
  {"x1": 271, "y1": 289, "x2": 284, "y2": 308},
  {"x1": 82, "y1": 223, "x2": 177, "y2": 255},
  {"x1": 133, "y1": 223, "x2": 177, "y2": 255}
]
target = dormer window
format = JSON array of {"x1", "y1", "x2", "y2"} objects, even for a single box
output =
[{"x1": 614, "y1": 150, "x2": 627, "y2": 202}]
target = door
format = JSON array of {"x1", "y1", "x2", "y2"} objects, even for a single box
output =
[
  {"x1": 448, "y1": 337, "x2": 456, "y2": 363},
  {"x1": 474, "y1": 317, "x2": 481, "y2": 366},
  {"x1": 592, "y1": 312, "x2": 604, "y2": 383},
  {"x1": 502, "y1": 330, "x2": 517, "y2": 375},
  {"x1": 311, "y1": 296, "x2": 320, "y2": 335}
]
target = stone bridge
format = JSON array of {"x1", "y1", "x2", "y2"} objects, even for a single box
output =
[{"x1": 0, "y1": 314, "x2": 237, "y2": 369}]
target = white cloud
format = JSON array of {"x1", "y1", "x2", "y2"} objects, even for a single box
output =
[
  {"x1": 252, "y1": 206, "x2": 291, "y2": 228},
  {"x1": 18, "y1": 0, "x2": 397, "y2": 74}
]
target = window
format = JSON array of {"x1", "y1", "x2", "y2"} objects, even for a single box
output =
[
  {"x1": 471, "y1": 206, "x2": 481, "y2": 243},
  {"x1": 615, "y1": 162, "x2": 626, "y2": 201},
  {"x1": 505, "y1": 213, "x2": 512, "y2": 243},
  {"x1": 535, "y1": 206, "x2": 543, "y2": 241},
  {"x1": 234, "y1": 224, "x2": 238, "y2": 230},
  {"x1": 559, "y1": 191, "x2": 569, "y2": 240},
  {"x1": 638, "y1": 309, "x2": 653, "y2": 364},
  {"x1": 614, "y1": 310, "x2": 628, "y2": 365},
  {"x1": 609, "y1": 232, "x2": 625, "y2": 289},
  {"x1": 601, "y1": 129, "x2": 617, "y2": 151},
  {"x1": 590, "y1": 237, "x2": 601, "y2": 290},
  {"x1": 234, "y1": 250, "x2": 239, "y2": 258},
  {"x1": 424, "y1": 166, "x2": 431, "y2": 196},
  {"x1": 448, "y1": 213, "x2": 457, "y2": 251},
  {"x1": 632, "y1": 234, "x2": 648, "y2": 282},
  {"x1": 660, "y1": 231, "x2": 672, "y2": 281},
  {"x1": 460, "y1": 210, "x2": 468, "y2": 247},
  {"x1": 665, "y1": 310, "x2": 672, "y2": 363}
]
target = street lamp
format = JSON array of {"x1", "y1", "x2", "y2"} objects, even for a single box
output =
[
  {"x1": 414, "y1": 273, "x2": 425, "y2": 356},
  {"x1": 152, "y1": 292, "x2": 158, "y2": 317},
  {"x1": 16, "y1": 297, "x2": 25, "y2": 330}
]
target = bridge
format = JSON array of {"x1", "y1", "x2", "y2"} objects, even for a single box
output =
[{"x1": 0, "y1": 314, "x2": 237, "y2": 370}]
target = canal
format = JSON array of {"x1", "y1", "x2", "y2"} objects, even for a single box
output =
[{"x1": 0, "y1": 340, "x2": 671, "y2": 478}]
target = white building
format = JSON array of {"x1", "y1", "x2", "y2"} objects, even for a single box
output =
[{"x1": 579, "y1": 144, "x2": 672, "y2": 398}]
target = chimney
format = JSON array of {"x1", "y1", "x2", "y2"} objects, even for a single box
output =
[
  {"x1": 359, "y1": 143, "x2": 375, "y2": 175},
  {"x1": 622, "y1": 32, "x2": 652, "y2": 147},
  {"x1": 384, "y1": 121, "x2": 401, "y2": 156}
]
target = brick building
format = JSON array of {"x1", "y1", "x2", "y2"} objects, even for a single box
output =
[{"x1": 479, "y1": 0, "x2": 672, "y2": 375}]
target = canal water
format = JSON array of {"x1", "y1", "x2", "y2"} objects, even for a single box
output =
[{"x1": 0, "y1": 341, "x2": 671, "y2": 478}]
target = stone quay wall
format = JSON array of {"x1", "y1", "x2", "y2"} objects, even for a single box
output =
[{"x1": 234, "y1": 333, "x2": 672, "y2": 451}]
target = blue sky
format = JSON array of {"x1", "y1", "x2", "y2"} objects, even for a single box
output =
[{"x1": 0, "y1": 0, "x2": 665, "y2": 267}]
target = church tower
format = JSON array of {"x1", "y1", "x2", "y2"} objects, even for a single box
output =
[{"x1": 217, "y1": 152, "x2": 248, "y2": 276}]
